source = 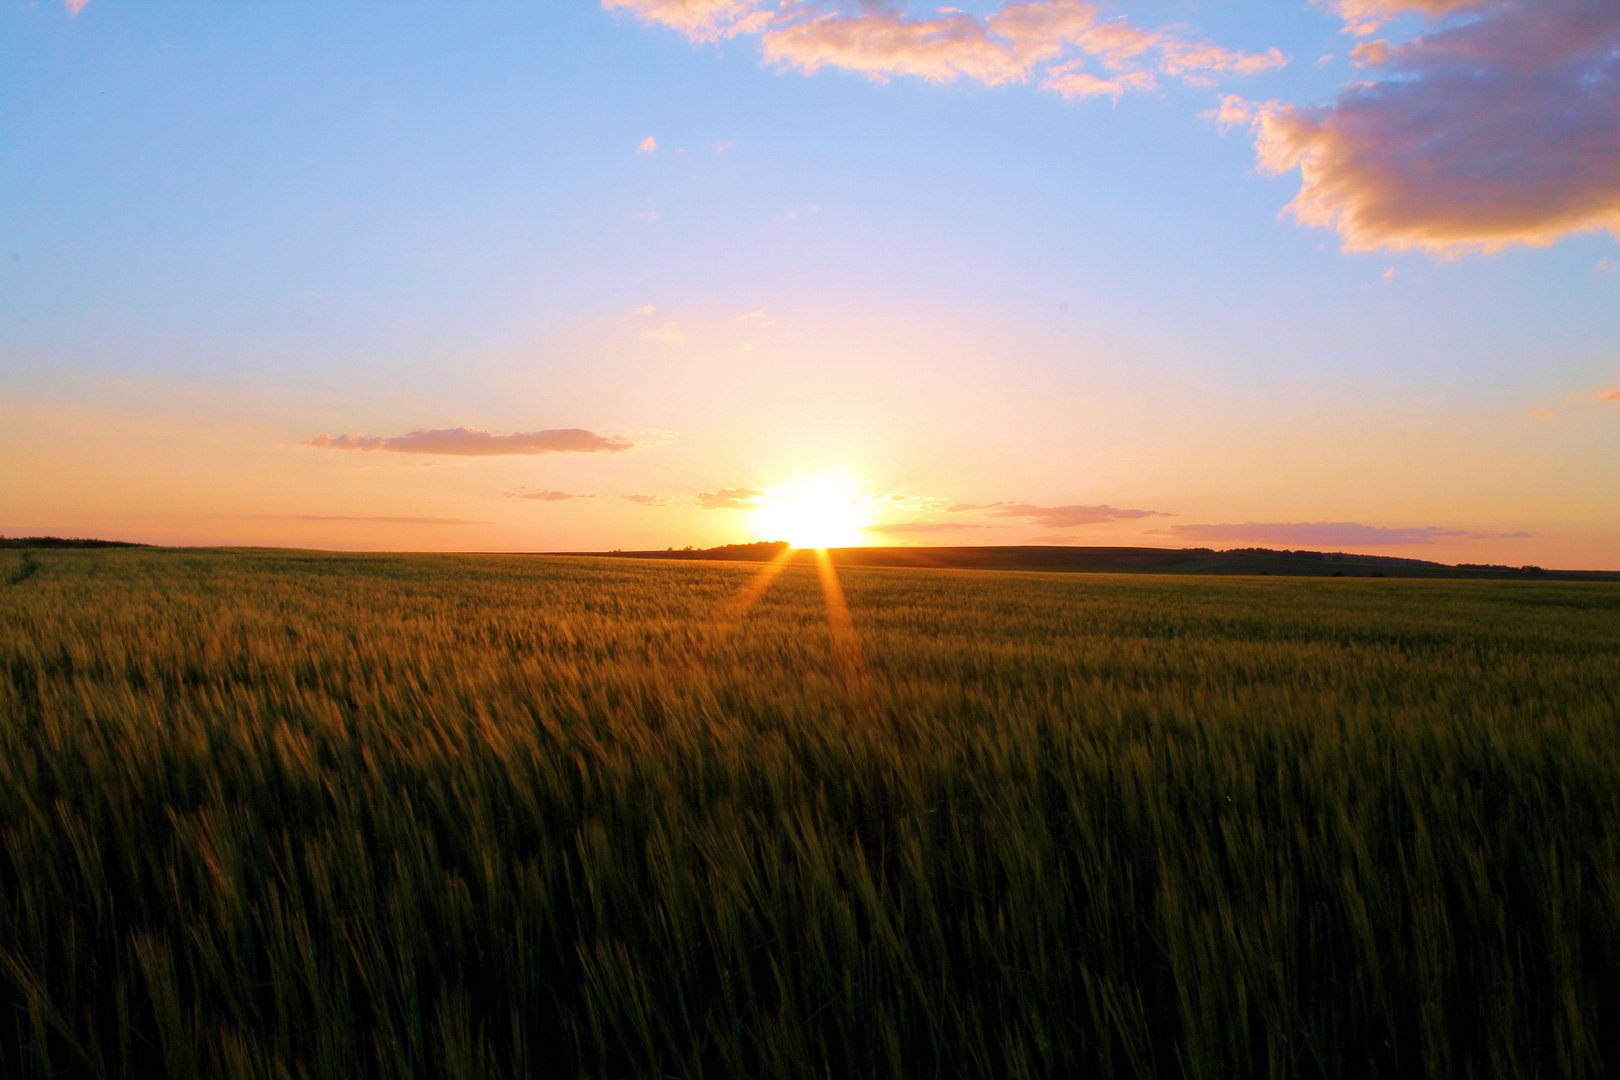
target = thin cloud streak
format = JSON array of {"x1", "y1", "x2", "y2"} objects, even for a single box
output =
[
  {"x1": 506, "y1": 490, "x2": 578, "y2": 501},
  {"x1": 697, "y1": 487, "x2": 766, "y2": 510},
  {"x1": 305, "y1": 427, "x2": 634, "y2": 456},
  {"x1": 984, "y1": 503, "x2": 1171, "y2": 528},
  {"x1": 607, "y1": 0, "x2": 1284, "y2": 100},
  {"x1": 864, "y1": 521, "x2": 984, "y2": 533}
]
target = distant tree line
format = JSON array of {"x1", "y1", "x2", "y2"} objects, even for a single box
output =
[{"x1": 0, "y1": 536, "x2": 148, "y2": 549}]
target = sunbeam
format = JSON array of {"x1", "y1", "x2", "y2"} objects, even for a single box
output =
[
  {"x1": 703, "y1": 543, "x2": 798, "y2": 654},
  {"x1": 813, "y1": 547, "x2": 869, "y2": 696}
]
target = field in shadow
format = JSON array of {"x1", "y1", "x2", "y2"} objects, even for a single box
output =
[{"x1": 3, "y1": 548, "x2": 1618, "y2": 1078}]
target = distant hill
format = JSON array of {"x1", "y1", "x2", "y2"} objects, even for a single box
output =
[
  {"x1": 576, "y1": 543, "x2": 1620, "y2": 582},
  {"x1": 0, "y1": 536, "x2": 149, "y2": 549}
]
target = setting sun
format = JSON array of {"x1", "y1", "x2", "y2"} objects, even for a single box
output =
[{"x1": 757, "y1": 476, "x2": 870, "y2": 549}]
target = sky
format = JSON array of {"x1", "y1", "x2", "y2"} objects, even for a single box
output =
[{"x1": 2, "y1": 0, "x2": 1617, "y2": 566}]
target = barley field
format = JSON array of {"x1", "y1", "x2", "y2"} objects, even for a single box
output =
[{"x1": 2, "y1": 547, "x2": 1617, "y2": 1079}]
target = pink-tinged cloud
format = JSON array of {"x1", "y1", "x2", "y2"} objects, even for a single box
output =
[
  {"x1": 1318, "y1": 0, "x2": 1488, "y2": 36},
  {"x1": 305, "y1": 427, "x2": 634, "y2": 455},
  {"x1": 1168, "y1": 521, "x2": 1530, "y2": 546},
  {"x1": 864, "y1": 521, "x2": 984, "y2": 533},
  {"x1": 986, "y1": 503, "x2": 1171, "y2": 527},
  {"x1": 602, "y1": 0, "x2": 771, "y2": 43},
  {"x1": 609, "y1": 0, "x2": 1284, "y2": 101},
  {"x1": 1597, "y1": 388, "x2": 1620, "y2": 402},
  {"x1": 64, "y1": 0, "x2": 89, "y2": 13},
  {"x1": 506, "y1": 489, "x2": 578, "y2": 501},
  {"x1": 1245, "y1": 0, "x2": 1620, "y2": 254},
  {"x1": 622, "y1": 494, "x2": 673, "y2": 505},
  {"x1": 697, "y1": 487, "x2": 765, "y2": 510},
  {"x1": 762, "y1": 11, "x2": 1028, "y2": 86}
]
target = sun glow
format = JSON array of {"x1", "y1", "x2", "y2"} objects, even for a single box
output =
[{"x1": 757, "y1": 476, "x2": 870, "y2": 549}]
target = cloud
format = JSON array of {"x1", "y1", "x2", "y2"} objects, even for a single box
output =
[
  {"x1": 985, "y1": 503, "x2": 1172, "y2": 527},
  {"x1": 1597, "y1": 388, "x2": 1620, "y2": 402},
  {"x1": 1166, "y1": 521, "x2": 1528, "y2": 546},
  {"x1": 1237, "y1": 0, "x2": 1620, "y2": 254},
  {"x1": 305, "y1": 427, "x2": 634, "y2": 456},
  {"x1": 1530, "y1": 409, "x2": 1558, "y2": 419},
  {"x1": 1598, "y1": 258, "x2": 1619, "y2": 274},
  {"x1": 633, "y1": 303, "x2": 657, "y2": 316},
  {"x1": 603, "y1": 0, "x2": 772, "y2": 43},
  {"x1": 607, "y1": 0, "x2": 1284, "y2": 101},
  {"x1": 863, "y1": 521, "x2": 984, "y2": 533},
  {"x1": 506, "y1": 489, "x2": 577, "y2": 501},
  {"x1": 638, "y1": 136, "x2": 658, "y2": 153},
  {"x1": 64, "y1": 0, "x2": 88, "y2": 12},
  {"x1": 296, "y1": 515, "x2": 485, "y2": 525},
  {"x1": 945, "y1": 501, "x2": 1013, "y2": 512},
  {"x1": 621, "y1": 494, "x2": 673, "y2": 505},
  {"x1": 1316, "y1": 0, "x2": 1486, "y2": 36},
  {"x1": 697, "y1": 487, "x2": 766, "y2": 510},
  {"x1": 646, "y1": 322, "x2": 686, "y2": 343}
]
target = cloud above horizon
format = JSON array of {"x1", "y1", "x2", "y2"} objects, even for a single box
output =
[
  {"x1": 1228, "y1": 0, "x2": 1620, "y2": 254},
  {"x1": 604, "y1": 0, "x2": 1284, "y2": 99},
  {"x1": 1167, "y1": 521, "x2": 1531, "y2": 546},
  {"x1": 973, "y1": 502, "x2": 1171, "y2": 528},
  {"x1": 506, "y1": 489, "x2": 578, "y2": 501},
  {"x1": 697, "y1": 487, "x2": 766, "y2": 510},
  {"x1": 864, "y1": 521, "x2": 984, "y2": 533},
  {"x1": 305, "y1": 427, "x2": 634, "y2": 456}
]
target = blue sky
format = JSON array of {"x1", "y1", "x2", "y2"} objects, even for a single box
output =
[{"x1": 3, "y1": 0, "x2": 1617, "y2": 563}]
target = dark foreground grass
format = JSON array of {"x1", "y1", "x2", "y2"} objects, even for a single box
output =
[{"x1": 2, "y1": 548, "x2": 1618, "y2": 1079}]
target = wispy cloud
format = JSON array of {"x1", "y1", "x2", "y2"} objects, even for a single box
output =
[
  {"x1": 296, "y1": 515, "x2": 486, "y2": 525},
  {"x1": 1316, "y1": 0, "x2": 1488, "y2": 37},
  {"x1": 1167, "y1": 521, "x2": 1530, "y2": 546},
  {"x1": 984, "y1": 503, "x2": 1171, "y2": 528},
  {"x1": 305, "y1": 427, "x2": 634, "y2": 456},
  {"x1": 606, "y1": 1, "x2": 1284, "y2": 100},
  {"x1": 864, "y1": 521, "x2": 984, "y2": 533},
  {"x1": 697, "y1": 487, "x2": 766, "y2": 510},
  {"x1": 603, "y1": 0, "x2": 771, "y2": 43},
  {"x1": 622, "y1": 494, "x2": 673, "y2": 505},
  {"x1": 64, "y1": 0, "x2": 88, "y2": 14},
  {"x1": 1226, "y1": 0, "x2": 1620, "y2": 254},
  {"x1": 505, "y1": 489, "x2": 578, "y2": 501},
  {"x1": 1597, "y1": 388, "x2": 1620, "y2": 402},
  {"x1": 645, "y1": 322, "x2": 686, "y2": 343}
]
